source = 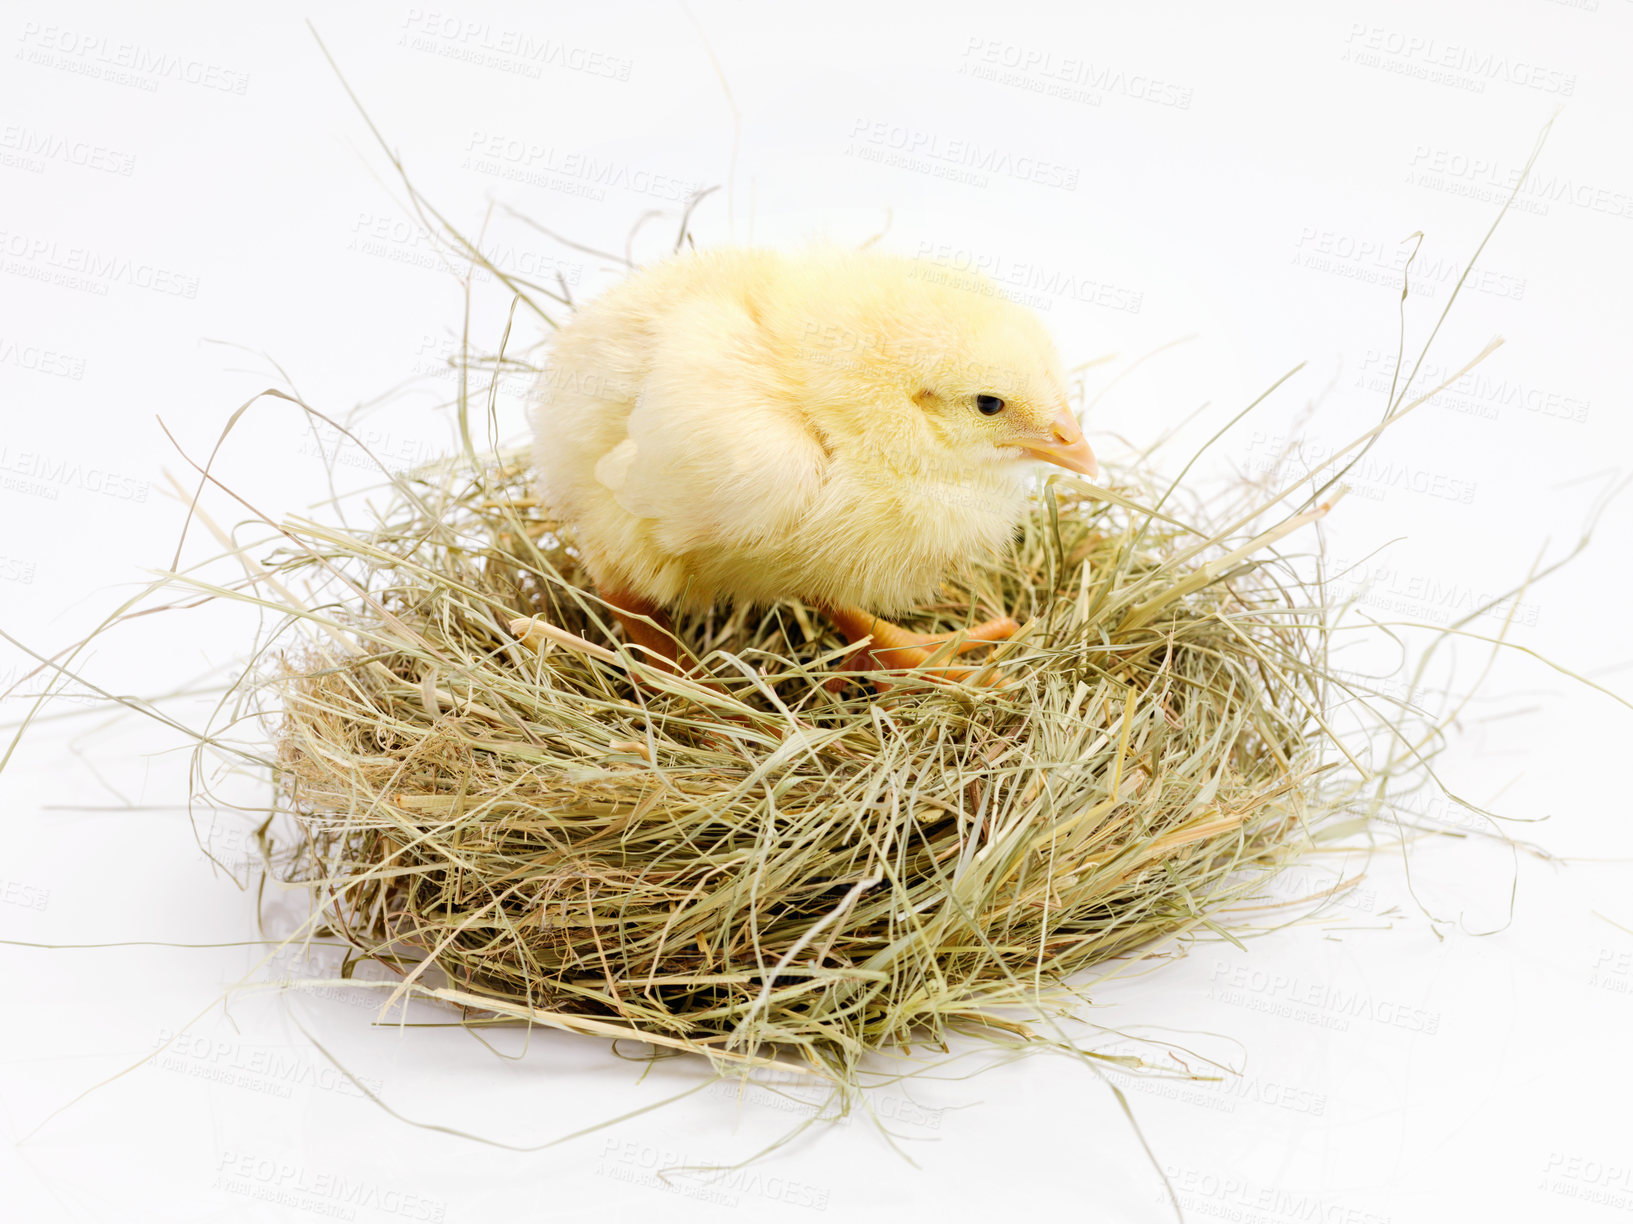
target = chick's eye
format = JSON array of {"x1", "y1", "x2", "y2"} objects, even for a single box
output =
[{"x1": 975, "y1": 394, "x2": 1005, "y2": 416}]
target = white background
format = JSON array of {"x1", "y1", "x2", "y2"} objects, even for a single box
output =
[{"x1": 3, "y1": 2, "x2": 1632, "y2": 1221}]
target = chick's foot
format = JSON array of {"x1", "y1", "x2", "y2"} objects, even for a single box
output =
[{"x1": 821, "y1": 604, "x2": 1017, "y2": 692}]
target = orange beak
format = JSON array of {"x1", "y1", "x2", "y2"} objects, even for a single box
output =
[{"x1": 1020, "y1": 405, "x2": 1098, "y2": 478}]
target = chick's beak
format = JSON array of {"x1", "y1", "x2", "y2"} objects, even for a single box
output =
[{"x1": 1021, "y1": 405, "x2": 1099, "y2": 478}]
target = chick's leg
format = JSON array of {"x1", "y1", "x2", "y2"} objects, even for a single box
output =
[
  {"x1": 822, "y1": 604, "x2": 1017, "y2": 687},
  {"x1": 596, "y1": 588, "x2": 753, "y2": 736},
  {"x1": 598, "y1": 584, "x2": 682, "y2": 674}
]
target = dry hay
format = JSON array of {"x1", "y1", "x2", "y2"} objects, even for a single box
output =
[{"x1": 253, "y1": 444, "x2": 1377, "y2": 1082}]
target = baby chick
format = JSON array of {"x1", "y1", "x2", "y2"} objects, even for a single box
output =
[{"x1": 530, "y1": 246, "x2": 1096, "y2": 682}]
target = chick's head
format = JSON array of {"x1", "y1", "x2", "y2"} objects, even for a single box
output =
[{"x1": 783, "y1": 254, "x2": 1097, "y2": 484}]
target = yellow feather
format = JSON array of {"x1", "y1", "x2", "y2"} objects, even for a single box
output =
[{"x1": 531, "y1": 246, "x2": 1085, "y2": 617}]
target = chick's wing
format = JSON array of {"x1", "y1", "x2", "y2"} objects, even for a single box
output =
[{"x1": 594, "y1": 293, "x2": 829, "y2": 556}]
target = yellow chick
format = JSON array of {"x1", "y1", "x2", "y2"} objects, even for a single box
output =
[{"x1": 530, "y1": 246, "x2": 1097, "y2": 680}]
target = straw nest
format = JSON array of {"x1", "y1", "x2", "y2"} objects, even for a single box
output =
[{"x1": 258, "y1": 446, "x2": 1356, "y2": 1079}]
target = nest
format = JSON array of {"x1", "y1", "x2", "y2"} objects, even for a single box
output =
[{"x1": 255, "y1": 447, "x2": 1368, "y2": 1080}]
